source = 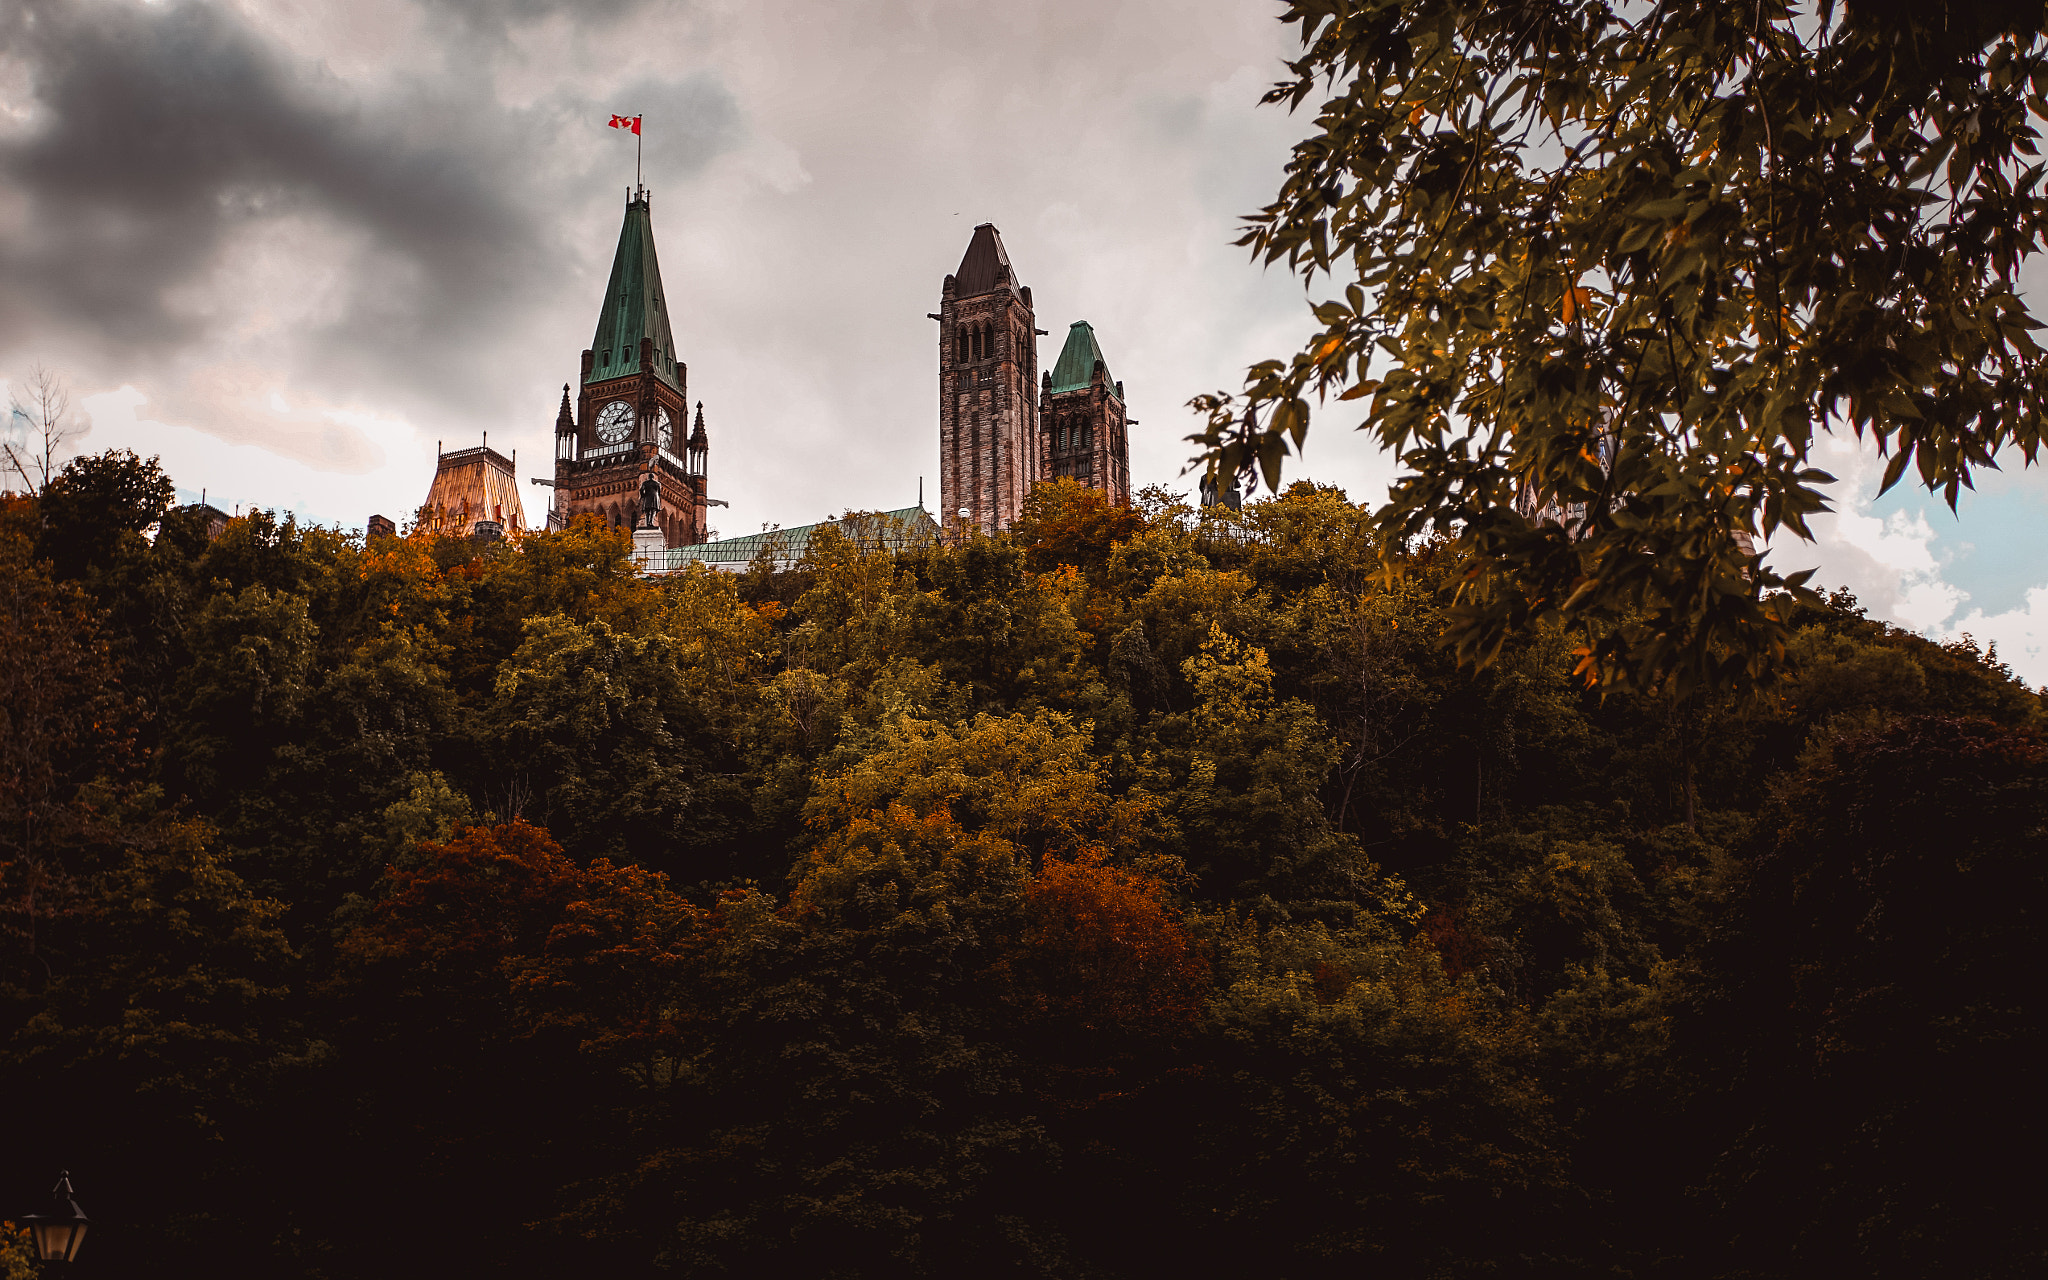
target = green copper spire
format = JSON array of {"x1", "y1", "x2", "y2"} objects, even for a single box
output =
[
  {"x1": 1048, "y1": 320, "x2": 1118, "y2": 398},
  {"x1": 586, "y1": 194, "x2": 682, "y2": 391}
]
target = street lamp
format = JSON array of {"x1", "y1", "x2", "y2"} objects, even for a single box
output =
[{"x1": 21, "y1": 1172, "x2": 88, "y2": 1263}]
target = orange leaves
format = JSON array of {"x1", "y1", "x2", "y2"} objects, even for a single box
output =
[
  {"x1": 1012, "y1": 477, "x2": 1147, "y2": 576},
  {"x1": 1010, "y1": 849, "x2": 1209, "y2": 1037},
  {"x1": 351, "y1": 820, "x2": 586, "y2": 966},
  {"x1": 1562, "y1": 285, "x2": 1594, "y2": 323}
]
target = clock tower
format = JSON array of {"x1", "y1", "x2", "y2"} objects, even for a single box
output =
[{"x1": 552, "y1": 188, "x2": 709, "y2": 546}]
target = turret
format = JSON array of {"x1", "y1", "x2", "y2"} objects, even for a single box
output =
[
  {"x1": 554, "y1": 384, "x2": 575, "y2": 461},
  {"x1": 686, "y1": 402, "x2": 709, "y2": 478},
  {"x1": 1042, "y1": 320, "x2": 1132, "y2": 507}
]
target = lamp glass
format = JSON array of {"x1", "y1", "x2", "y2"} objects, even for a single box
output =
[{"x1": 31, "y1": 1219, "x2": 85, "y2": 1262}]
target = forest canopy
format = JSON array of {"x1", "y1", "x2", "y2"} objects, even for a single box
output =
[{"x1": 3, "y1": 452, "x2": 2042, "y2": 1279}]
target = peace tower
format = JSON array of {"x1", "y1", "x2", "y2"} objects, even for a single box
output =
[{"x1": 551, "y1": 188, "x2": 711, "y2": 546}]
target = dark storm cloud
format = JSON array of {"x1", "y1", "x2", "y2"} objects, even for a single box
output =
[{"x1": 0, "y1": 0, "x2": 739, "y2": 419}]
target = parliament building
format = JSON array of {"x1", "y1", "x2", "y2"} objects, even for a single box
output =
[{"x1": 414, "y1": 191, "x2": 1134, "y2": 554}]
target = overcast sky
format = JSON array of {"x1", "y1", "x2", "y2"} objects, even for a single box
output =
[{"x1": 4, "y1": 0, "x2": 2047, "y2": 686}]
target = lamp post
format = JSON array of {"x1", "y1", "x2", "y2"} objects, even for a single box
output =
[{"x1": 21, "y1": 1172, "x2": 88, "y2": 1263}]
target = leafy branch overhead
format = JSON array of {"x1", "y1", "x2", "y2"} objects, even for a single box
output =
[{"x1": 1193, "y1": 0, "x2": 2048, "y2": 695}]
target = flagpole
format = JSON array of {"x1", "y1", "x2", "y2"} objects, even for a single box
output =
[{"x1": 637, "y1": 116, "x2": 643, "y2": 191}]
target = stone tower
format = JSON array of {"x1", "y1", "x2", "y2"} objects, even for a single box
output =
[
  {"x1": 1039, "y1": 320, "x2": 1131, "y2": 507},
  {"x1": 553, "y1": 189, "x2": 710, "y2": 547},
  {"x1": 937, "y1": 224, "x2": 1041, "y2": 533}
]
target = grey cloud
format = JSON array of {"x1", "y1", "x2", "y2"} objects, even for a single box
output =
[
  {"x1": 413, "y1": 0, "x2": 653, "y2": 42},
  {"x1": 0, "y1": 0, "x2": 740, "y2": 430},
  {"x1": 0, "y1": 0, "x2": 529, "y2": 356}
]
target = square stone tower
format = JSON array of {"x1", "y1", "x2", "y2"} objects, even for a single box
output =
[
  {"x1": 1040, "y1": 320, "x2": 1131, "y2": 507},
  {"x1": 936, "y1": 224, "x2": 1041, "y2": 534}
]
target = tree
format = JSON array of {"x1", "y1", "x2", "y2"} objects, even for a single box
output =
[
  {"x1": 0, "y1": 523, "x2": 131, "y2": 991},
  {"x1": 1009, "y1": 478, "x2": 1147, "y2": 578},
  {"x1": 329, "y1": 821, "x2": 607, "y2": 1278},
  {"x1": 485, "y1": 615, "x2": 701, "y2": 862},
  {"x1": 1689, "y1": 715, "x2": 2048, "y2": 1278},
  {"x1": 1196, "y1": 0, "x2": 2048, "y2": 695},
  {"x1": 3, "y1": 365, "x2": 82, "y2": 496},
  {"x1": 34, "y1": 448, "x2": 176, "y2": 585}
]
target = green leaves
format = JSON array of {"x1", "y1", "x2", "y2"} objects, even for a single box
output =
[{"x1": 1193, "y1": 0, "x2": 2048, "y2": 695}]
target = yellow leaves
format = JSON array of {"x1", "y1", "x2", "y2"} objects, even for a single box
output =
[
  {"x1": 1314, "y1": 335, "x2": 1345, "y2": 361},
  {"x1": 1562, "y1": 286, "x2": 1593, "y2": 323},
  {"x1": 1408, "y1": 101, "x2": 1426, "y2": 127}
]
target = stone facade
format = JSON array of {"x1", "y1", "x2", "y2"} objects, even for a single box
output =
[
  {"x1": 1039, "y1": 320, "x2": 1131, "y2": 508},
  {"x1": 938, "y1": 229, "x2": 1133, "y2": 531},
  {"x1": 936, "y1": 224, "x2": 1042, "y2": 534}
]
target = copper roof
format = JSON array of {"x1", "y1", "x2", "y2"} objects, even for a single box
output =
[
  {"x1": 417, "y1": 445, "x2": 528, "y2": 536},
  {"x1": 1048, "y1": 320, "x2": 1119, "y2": 397},
  {"x1": 644, "y1": 506, "x2": 939, "y2": 572},
  {"x1": 587, "y1": 195, "x2": 684, "y2": 391}
]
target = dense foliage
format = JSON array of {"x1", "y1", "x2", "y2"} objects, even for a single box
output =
[
  {"x1": 1196, "y1": 0, "x2": 2048, "y2": 695},
  {"x1": 3, "y1": 456, "x2": 2043, "y2": 1279}
]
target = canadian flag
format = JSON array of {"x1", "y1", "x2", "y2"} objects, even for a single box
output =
[{"x1": 608, "y1": 114, "x2": 642, "y2": 135}]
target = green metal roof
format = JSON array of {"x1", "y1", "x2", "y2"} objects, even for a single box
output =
[
  {"x1": 1048, "y1": 320, "x2": 1118, "y2": 398},
  {"x1": 642, "y1": 506, "x2": 941, "y2": 572},
  {"x1": 586, "y1": 196, "x2": 683, "y2": 391}
]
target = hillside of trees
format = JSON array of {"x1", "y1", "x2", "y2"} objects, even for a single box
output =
[{"x1": 3, "y1": 450, "x2": 2043, "y2": 1278}]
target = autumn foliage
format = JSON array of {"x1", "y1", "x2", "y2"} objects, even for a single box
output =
[
  {"x1": 1013, "y1": 850, "x2": 1208, "y2": 1037},
  {"x1": 5, "y1": 448, "x2": 2045, "y2": 1279}
]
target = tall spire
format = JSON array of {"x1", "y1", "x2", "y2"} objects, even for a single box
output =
[
  {"x1": 555, "y1": 383, "x2": 574, "y2": 431},
  {"x1": 1049, "y1": 320, "x2": 1119, "y2": 399},
  {"x1": 587, "y1": 194, "x2": 682, "y2": 390}
]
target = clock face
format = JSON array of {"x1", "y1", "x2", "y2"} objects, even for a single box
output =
[
  {"x1": 595, "y1": 399, "x2": 635, "y2": 444},
  {"x1": 658, "y1": 406, "x2": 674, "y2": 451}
]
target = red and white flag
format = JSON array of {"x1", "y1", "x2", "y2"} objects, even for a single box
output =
[{"x1": 608, "y1": 114, "x2": 642, "y2": 135}]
